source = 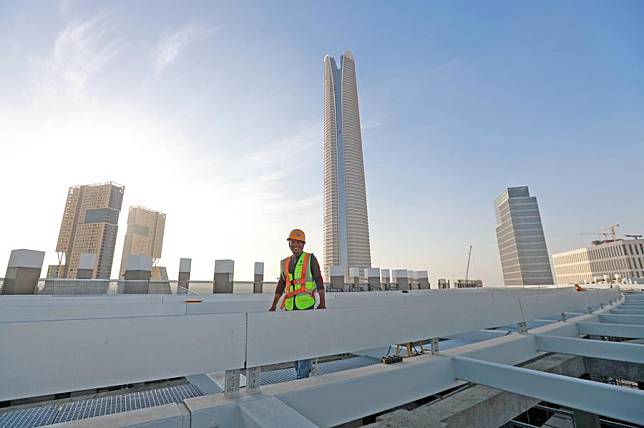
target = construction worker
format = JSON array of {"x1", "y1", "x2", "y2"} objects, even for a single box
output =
[{"x1": 269, "y1": 228, "x2": 326, "y2": 379}]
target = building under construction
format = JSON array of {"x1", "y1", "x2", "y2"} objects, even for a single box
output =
[{"x1": 1, "y1": 251, "x2": 643, "y2": 428}]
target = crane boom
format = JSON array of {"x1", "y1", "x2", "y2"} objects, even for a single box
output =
[{"x1": 465, "y1": 245, "x2": 472, "y2": 282}]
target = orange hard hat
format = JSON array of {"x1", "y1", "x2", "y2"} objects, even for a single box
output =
[{"x1": 287, "y1": 229, "x2": 306, "y2": 243}]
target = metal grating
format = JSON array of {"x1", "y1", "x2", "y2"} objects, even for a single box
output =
[
  {"x1": 0, "y1": 384, "x2": 202, "y2": 428},
  {"x1": 260, "y1": 356, "x2": 379, "y2": 386},
  {"x1": 0, "y1": 407, "x2": 58, "y2": 428}
]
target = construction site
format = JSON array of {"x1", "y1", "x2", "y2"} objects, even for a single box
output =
[{"x1": 1, "y1": 251, "x2": 643, "y2": 428}]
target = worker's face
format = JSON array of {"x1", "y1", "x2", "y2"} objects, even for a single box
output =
[{"x1": 289, "y1": 239, "x2": 304, "y2": 256}]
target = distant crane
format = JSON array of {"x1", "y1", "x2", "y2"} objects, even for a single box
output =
[
  {"x1": 580, "y1": 223, "x2": 620, "y2": 242},
  {"x1": 465, "y1": 245, "x2": 473, "y2": 282}
]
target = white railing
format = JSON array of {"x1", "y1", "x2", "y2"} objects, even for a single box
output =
[{"x1": 0, "y1": 288, "x2": 620, "y2": 402}]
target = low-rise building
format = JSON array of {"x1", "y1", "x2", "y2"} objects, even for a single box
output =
[
  {"x1": 552, "y1": 238, "x2": 644, "y2": 284},
  {"x1": 437, "y1": 279, "x2": 483, "y2": 289}
]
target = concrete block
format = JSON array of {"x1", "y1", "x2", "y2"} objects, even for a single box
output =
[
  {"x1": 125, "y1": 255, "x2": 153, "y2": 272},
  {"x1": 7, "y1": 249, "x2": 45, "y2": 269},
  {"x1": 215, "y1": 259, "x2": 234, "y2": 274},
  {"x1": 179, "y1": 258, "x2": 191, "y2": 273}
]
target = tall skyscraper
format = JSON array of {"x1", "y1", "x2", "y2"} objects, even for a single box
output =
[
  {"x1": 495, "y1": 186, "x2": 554, "y2": 286},
  {"x1": 55, "y1": 182, "x2": 125, "y2": 279},
  {"x1": 323, "y1": 51, "x2": 372, "y2": 278},
  {"x1": 118, "y1": 206, "x2": 166, "y2": 278}
]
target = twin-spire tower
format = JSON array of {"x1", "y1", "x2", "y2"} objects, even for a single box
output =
[{"x1": 322, "y1": 52, "x2": 372, "y2": 278}]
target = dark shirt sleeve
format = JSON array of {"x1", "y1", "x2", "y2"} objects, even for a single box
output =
[
  {"x1": 275, "y1": 270, "x2": 286, "y2": 295},
  {"x1": 310, "y1": 254, "x2": 325, "y2": 291}
]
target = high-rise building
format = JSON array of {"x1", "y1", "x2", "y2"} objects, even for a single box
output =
[
  {"x1": 323, "y1": 51, "x2": 372, "y2": 278},
  {"x1": 495, "y1": 186, "x2": 554, "y2": 286},
  {"x1": 118, "y1": 206, "x2": 166, "y2": 278},
  {"x1": 55, "y1": 182, "x2": 125, "y2": 279},
  {"x1": 552, "y1": 238, "x2": 644, "y2": 284}
]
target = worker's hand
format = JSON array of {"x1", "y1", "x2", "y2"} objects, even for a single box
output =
[{"x1": 317, "y1": 303, "x2": 326, "y2": 309}]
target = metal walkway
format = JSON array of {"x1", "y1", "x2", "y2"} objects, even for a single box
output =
[{"x1": 0, "y1": 384, "x2": 202, "y2": 428}]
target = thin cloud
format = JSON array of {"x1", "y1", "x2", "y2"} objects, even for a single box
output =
[
  {"x1": 33, "y1": 14, "x2": 121, "y2": 101},
  {"x1": 153, "y1": 24, "x2": 219, "y2": 73},
  {"x1": 427, "y1": 58, "x2": 463, "y2": 73}
]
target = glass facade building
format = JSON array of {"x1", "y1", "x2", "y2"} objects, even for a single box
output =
[
  {"x1": 495, "y1": 186, "x2": 554, "y2": 286},
  {"x1": 323, "y1": 52, "x2": 371, "y2": 278}
]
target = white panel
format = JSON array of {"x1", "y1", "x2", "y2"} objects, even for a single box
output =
[
  {"x1": 78, "y1": 253, "x2": 97, "y2": 270},
  {"x1": 179, "y1": 258, "x2": 192, "y2": 273},
  {"x1": 0, "y1": 303, "x2": 187, "y2": 322},
  {"x1": 381, "y1": 269, "x2": 390, "y2": 280},
  {"x1": 246, "y1": 292, "x2": 526, "y2": 367},
  {"x1": 0, "y1": 313, "x2": 246, "y2": 401},
  {"x1": 125, "y1": 255, "x2": 153, "y2": 272},
  {"x1": 254, "y1": 262, "x2": 264, "y2": 275},
  {"x1": 349, "y1": 267, "x2": 360, "y2": 278},
  {"x1": 7, "y1": 249, "x2": 45, "y2": 269},
  {"x1": 519, "y1": 292, "x2": 587, "y2": 321},
  {"x1": 215, "y1": 259, "x2": 234, "y2": 274}
]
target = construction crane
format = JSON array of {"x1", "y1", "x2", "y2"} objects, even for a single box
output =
[
  {"x1": 465, "y1": 245, "x2": 472, "y2": 282},
  {"x1": 580, "y1": 224, "x2": 620, "y2": 242}
]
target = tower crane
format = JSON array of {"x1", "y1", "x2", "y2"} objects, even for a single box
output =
[
  {"x1": 580, "y1": 224, "x2": 620, "y2": 242},
  {"x1": 465, "y1": 245, "x2": 472, "y2": 282}
]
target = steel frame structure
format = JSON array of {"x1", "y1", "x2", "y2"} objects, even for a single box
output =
[{"x1": 1, "y1": 288, "x2": 643, "y2": 427}]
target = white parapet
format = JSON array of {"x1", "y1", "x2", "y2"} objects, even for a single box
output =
[
  {"x1": 78, "y1": 253, "x2": 96, "y2": 270},
  {"x1": 125, "y1": 255, "x2": 153, "y2": 272},
  {"x1": 254, "y1": 262, "x2": 264, "y2": 275},
  {"x1": 215, "y1": 259, "x2": 235, "y2": 274},
  {"x1": 364, "y1": 267, "x2": 380, "y2": 279},
  {"x1": 7, "y1": 249, "x2": 45, "y2": 269},
  {"x1": 179, "y1": 258, "x2": 192, "y2": 273}
]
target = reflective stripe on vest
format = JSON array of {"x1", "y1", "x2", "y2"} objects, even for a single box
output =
[{"x1": 280, "y1": 252, "x2": 316, "y2": 311}]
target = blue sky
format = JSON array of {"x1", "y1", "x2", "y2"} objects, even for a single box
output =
[{"x1": 1, "y1": 1, "x2": 643, "y2": 284}]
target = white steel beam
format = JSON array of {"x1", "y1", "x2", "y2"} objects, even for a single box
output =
[
  {"x1": 0, "y1": 314, "x2": 247, "y2": 401},
  {"x1": 269, "y1": 355, "x2": 459, "y2": 427},
  {"x1": 452, "y1": 356, "x2": 644, "y2": 425},
  {"x1": 238, "y1": 396, "x2": 318, "y2": 428},
  {"x1": 599, "y1": 314, "x2": 644, "y2": 325},
  {"x1": 576, "y1": 322, "x2": 644, "y2": 339},
  {"x1": 610, "y1": 308, "x2": 644, "y2": 315},
  {"x1": 535, "y1": 335, "x2": 644, "y2": 365},
  {"x1": 618, "y1": 303, "x2": 644, "y2": 309}
]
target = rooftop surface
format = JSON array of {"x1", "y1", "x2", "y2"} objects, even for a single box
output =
[{"x1": 1, "y1": 287, "x2": 642, "y2": 427}]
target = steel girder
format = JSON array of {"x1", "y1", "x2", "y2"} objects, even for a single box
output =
[
  {"x1": 535, "y1": 335, "x2": 644, "y2": 365},
  {"x1": 452, "y1": 356, "x2": 644, "y2": 425},
  {"x1": 576, "y1": 322, "x2": 644, "y2": 339}
]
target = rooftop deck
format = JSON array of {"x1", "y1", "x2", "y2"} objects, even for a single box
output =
[{"x1": 1, "y1": 287, "x2": 642, "y2": 427}]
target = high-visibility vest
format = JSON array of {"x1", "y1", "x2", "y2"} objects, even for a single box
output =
[{"x1": 280, "y1": 252, "x2": 316, "y2": 310}]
